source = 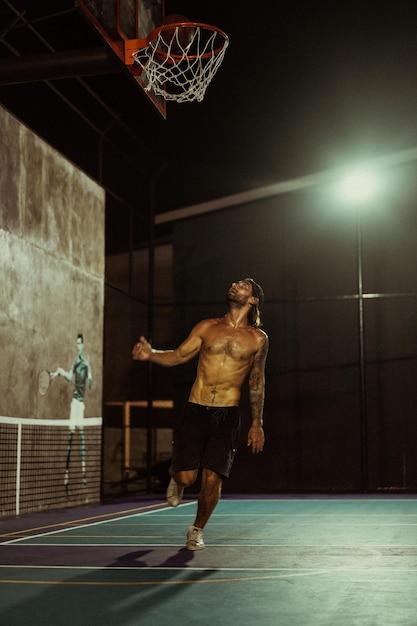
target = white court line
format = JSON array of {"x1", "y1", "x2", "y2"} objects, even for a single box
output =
[
  {"x1": 3, "y1": 498, "x2": 416, "y2": 547},
  {"x1": 3, "y1": 535, "x2": 416, "y2": 550},
  {"x1": 1, "y1": 565, "x2": 416, "y2": 588},
  {"x1": 1, "y1": 564, "x2": 417, "y2": 573},
  {"x1": 202, "y1": 513, "x2": 417, "y2": 516},
  {"x1": 1, "y1": 502, "x2": 196, "y2": 546},
  {"x1": 97, "y1": 515, "x2": 417, "y2": 527},
  {"x1": 218, "y1": 498, "x2": 417, "y2": 501}
]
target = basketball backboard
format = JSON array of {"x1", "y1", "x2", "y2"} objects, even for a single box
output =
[{"x1": 77, "y1": 0, "x2": 166, "y2": 118}]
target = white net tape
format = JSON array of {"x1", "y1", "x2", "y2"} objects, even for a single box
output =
[{"x1": 133, "y1": 23, "x2": 229, "y2": 103}]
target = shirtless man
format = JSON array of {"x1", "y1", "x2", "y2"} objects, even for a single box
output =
[{"x1": 132, "y1": 278, "x2": 269, "y2": 550}]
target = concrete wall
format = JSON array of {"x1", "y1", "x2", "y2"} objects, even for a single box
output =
[{"x1": 0, "y1": 106, "x2": 105, "y2": 517}]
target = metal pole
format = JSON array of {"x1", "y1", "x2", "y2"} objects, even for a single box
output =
[
  {"x1": 356, "y1": 207, "x2": 368, "y2": 492},
  {"x1": 146, "y1": 163, "x2": 167, "y2": 493},
  {"x1": 146, "y1": 189, "x2": 155, "y2": 494},
  {"x1": 123, "y1": 402, "x2": 131, "y2": 485},
  {"x1": 0, "y1": 48, "x2": 122, "y2": 85}
]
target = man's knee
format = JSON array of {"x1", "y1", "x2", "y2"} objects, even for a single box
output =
[
  {"x1": 171, "y1": 468, "x2": 198, "y2": 487},
  {"x1": 201, "y1": 468, "x2": 223, "y2": 491}
]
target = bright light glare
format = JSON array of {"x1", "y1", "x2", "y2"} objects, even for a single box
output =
[{"x1": 337, "y1": 168, "x2": 382, "y2": 205}]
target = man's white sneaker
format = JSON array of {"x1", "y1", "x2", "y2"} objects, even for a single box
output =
[
  {"x1": 166, "y1": 477, "x2": 184, "y2": 507},
  {"x1": 186, "y1": 525, "x2": 205, "y2": 550}
]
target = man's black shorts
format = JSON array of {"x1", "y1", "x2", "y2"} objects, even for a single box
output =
[{"x1": 171, "y1": 402, "x2": 241, "y2": 479}]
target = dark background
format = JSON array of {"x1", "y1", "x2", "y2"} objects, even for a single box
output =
[{"x1": 2, "y1": 1, "x2": 417, "y2": 226}]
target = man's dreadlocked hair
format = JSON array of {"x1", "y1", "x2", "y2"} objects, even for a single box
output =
[{"x1": 246, "y1": 278, "x2": 265, "y2": 327}]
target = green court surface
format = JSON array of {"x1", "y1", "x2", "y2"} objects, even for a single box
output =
[{"x1": 1, "y1": 496, "x2": 416, "y2": 626}]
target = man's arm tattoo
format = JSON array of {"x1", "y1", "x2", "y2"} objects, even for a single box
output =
[{"x1": 249, "y1": 337, "x2": 268, "y2": 425}]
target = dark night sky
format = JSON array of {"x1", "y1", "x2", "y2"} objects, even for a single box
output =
[{"x1": 150, "y1": 0, "x2": 417, "y2": 213}]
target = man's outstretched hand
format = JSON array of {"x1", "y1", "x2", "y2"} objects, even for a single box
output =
[{"x1": 132, "y1": 336, "x2": 152, "y2": 360}]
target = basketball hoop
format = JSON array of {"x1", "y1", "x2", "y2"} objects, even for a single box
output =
[{"x1": 132, "y1": 22, "x2": 229, "y2": 103}]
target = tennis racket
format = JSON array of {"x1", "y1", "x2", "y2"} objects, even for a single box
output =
[{"x1": 37, "y1": 369, "x2": 53, "y2": 395}]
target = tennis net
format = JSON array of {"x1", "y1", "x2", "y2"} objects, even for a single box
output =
[{"x1": 0, "y1": 415, "x2": 102, "y2": 518}]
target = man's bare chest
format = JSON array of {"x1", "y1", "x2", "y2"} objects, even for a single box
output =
[{"x1": 203, "y1": 329, "x2": 257, "y2": 361}]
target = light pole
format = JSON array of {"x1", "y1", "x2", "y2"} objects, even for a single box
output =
[
  {"x1": 337, "y1": 168, "x2": 381, "y2": 492},
  {"x1": 355, "y1": 204, "x2": 368, "y2": 492}
]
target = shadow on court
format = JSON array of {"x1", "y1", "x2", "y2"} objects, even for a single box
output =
[
  {"x1": 1, "y1": 548, "x2": 219, "y2": 626},
  {"x1": 109, "y1": 547, "x2": 196, "y2": 568}
]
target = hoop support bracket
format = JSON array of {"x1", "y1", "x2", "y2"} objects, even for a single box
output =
[{"x1": 123, "y1": 38, "x2": 148, "y2": 65}]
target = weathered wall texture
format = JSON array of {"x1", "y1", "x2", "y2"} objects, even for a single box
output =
[{"x1": 0, "y1": 106, "x2": 105, "y2": 517}]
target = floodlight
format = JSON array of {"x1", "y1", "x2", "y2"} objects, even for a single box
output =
[{"x1": 337, "y1": 168, "x2": 381, "y2": 205}]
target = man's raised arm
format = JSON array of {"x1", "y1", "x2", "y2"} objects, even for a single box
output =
[{"x1": 132, "y1": 322, "x2": 206, "y2": 367}]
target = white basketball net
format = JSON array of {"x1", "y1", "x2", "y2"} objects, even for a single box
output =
[{"x1": 133, "y1": 23, "x2": 229, "y2": 103}]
